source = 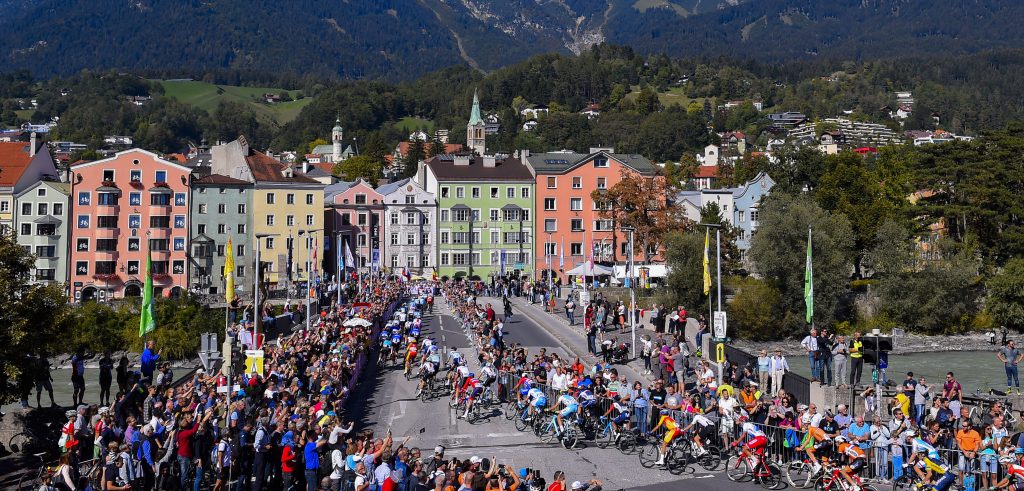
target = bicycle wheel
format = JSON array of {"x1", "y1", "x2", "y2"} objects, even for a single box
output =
[
  {"x1": 639, "y1": 442, "x2": 661, "y2": 469},
  {"x1": 787, "y1": 461, "x2": 816, "y2": 489},
  {"x1": 862, "y1": 485, "x2": 878, "y2": 491},
  {"x1": 538, "y1": 420, "x2": 557, "y2": 444},
  {"x1": 504, "y1": 401, "x2": 519, "y2": 420},
  {"x1": 448, "y1": 395, "x2": 459, "y2": 409},
  {"x1": 759, "y1": 462, "x2": 782, "y2": 490},
  {"x1": 7, "y1": 432, "x2": 31, "y2": 454},
  {"x1": 514, "y1": 412, "x2": 530, "y2": 432},
  {"x1": 562, "y1": 424, "x2": 579, "y2": 450},
  {"x1": 668, "y1": 446, "x2": 690, "y2": 475},
  {"x1": 618, "y1": 434, "x2": 638, "y2": 454},
  {"x1": 891, "y1": 474, "x2": 914, "y2": 491},
  {"x1": 595, "y1": 425, "x2": 613, "y2": 449},
  {"x1": 727, "y1": 454, "x2": 752, "y2": 482},
  {"x1": 699, "y1": 445, "x2": 723, "y2": 471},
  {"x1": 420, "y1": 385, "x2": 431, "y2": 402}
]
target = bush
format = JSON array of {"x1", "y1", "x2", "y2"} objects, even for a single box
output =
[{"x1": 72, "y1": 296, "x2": 221, "y2": 360}]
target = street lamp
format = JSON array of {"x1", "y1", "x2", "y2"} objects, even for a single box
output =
[
  {"x1": 298, "y1": 228, "x2": 323, "y2": 331},
  {"x1": 621, "y1": 226, "x2": 637, "y2": 358},
  {"x1": 253, "y1": 233, "x2": 278, "y2": 344},
  {"x1": 699, "y1": 222, "x2": 724, "y2": 380}
]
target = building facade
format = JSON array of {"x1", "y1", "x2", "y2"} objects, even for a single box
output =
[
  {"x1": 14, "y1": 180, "x2": 70, "y2": 286},
  {"x1": 378, "y1": 178, "x2": 437, "y2": 275},
  {"x1": 525, "y1": 150, "x2": 659, "y2": 283},
  {"x1": 69, "y1": 149, "x2": 192, "y2": 301},
  {"x1": 325, "y1": 179, "x2": 383, "y2": 276},
  {"x1": 417, "y1": 154, "x2": 535, "y2": 280},
  {"x1": 676, "y1": 172, "x2": 774, "y2": 254},
  {"x1": 0, "y1": 138, "x2": 58, "y2": 235},
  {"x1": 188, "y1": 173, "x2": 253, "y2": 299}
]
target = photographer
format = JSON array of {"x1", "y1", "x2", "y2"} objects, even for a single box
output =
[{"x1": 488, "y1": 463, "x2": 522, "y2": 491}]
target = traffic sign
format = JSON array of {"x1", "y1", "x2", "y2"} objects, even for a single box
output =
[
  {"x1": 713, "y1": 311, "x2": 727, "y2": 339},
  {"x1": 245, "y1": 349, "x2": 264, "y2": 376},
  {"x1": 716, "y1": 343, "x2": 725, "y2": 363}
]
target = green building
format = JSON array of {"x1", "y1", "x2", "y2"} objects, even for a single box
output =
[{"x1": 416, "y1": 154, "x2": 535, "y2": 280}]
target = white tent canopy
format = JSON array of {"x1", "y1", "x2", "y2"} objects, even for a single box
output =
[
  {"x1": 613, "y1": 264, "x2": 668, "y2": 279},
  {"x1": 565, "y1": 263, "x2": 615, "y2": 276}
]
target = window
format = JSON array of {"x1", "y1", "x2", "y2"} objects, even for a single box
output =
[
  {"x1": 75, "y1": 261, "x2": 88, "y2": 276},
  {"x1": 155, "y1": 170, "x2": 167, "y2": 183},
  {"x1": 172, "y1": 260, "x2": 185, "y2": 275},
  {"x1": 547, "y1": 176, "x2": 557, "y2": 188},
  {"x1": 502, "y1": 208, "x2": 519, "y2": 221},
  {"x1": 286, "y1": 193, "x2": 295, "y2": 205},
  {"x1": 36, "y1": 224, "x2": 56, "y2": 236},
  {"x1": 440, "y1": 231, "x2": 449, "y2": 244},
  {"x1": 506, "y1": 187, "x2": 515, "y2": 199},
  {"x1": 545, "y1": 242, "x2": 557, "y2": 256},
  {"x1": 522, "y1": 187, "x2": 530, "y2": 199},
  {"x1": 406, "y1": 255, "x2": 415, "y2": 267},
  {"x1": 35, "y1": 269, "x2": 56, "y2": 281},
  {"x1": 472, "y1": 209, "x2": 480, "y2": 221},
  {"x1": 543, "y1": 198, "x2": 556, "y2": 211},
  {"x1": 102, "y1": 169, "x2": 115, "y2": 181},
  {"x1": 440, "y1": 253, "x2": 450, "y2": 266},
  {"x1": 405, "y1": 195, "x2": 416, "y2": 204},
  {"x1": 78, "y1": 192, "x2": 90, "y2": 206},
  {"x1": 390, "y1": 233, "x2": 399, "y2": 245},
  {"x1": 266, "y1": 193, "x2": 275, "y2": 204},
  {"x1": 98, "y1": 216, "x2": 119, "y2": 228},
  {"x1": 455, "y1": 187, "x2": 464, "y2": 199},
  {"x1": 95, "y1": 239, "x2": 117, "y2": 251},
  {"x1": 236, "y1": 266, "x2": 245, "y2": 277},
  {"x1": 95, "y1": 261, "x2": 116, "y2": 275},
  {"x1": 306, "y1": 215, "x2": 314, "y2": 226},
  {"x1": 341, "y1": 213, "x2": 351, "y2": 225},
  {"x1": 544, "y1": 219, "x2": 557, "y2": 232},
  {"x1": 751, "y1": 209, "x2": 759, "y2": 222},
  {"x1": 452, "y1": 253, "x2": 467, "y2": 266},
  {"x1": 151, "y1": 261, "x2": 168, "y2": 274},
  {"x1": 97, "y1": 193, "x2": 117, "y2": 206},
  {"x1": 572, "y1": 177, "x2": 582, "y2": 189},
  {"x1": 570, "y1": 197, "x2": 583, "y2": 211},
  {"x1": 440, "y1": 209, "x2": 449, "y2": 222},
  {"x1": 390, "y1": 212, "x2": 399, "y2": 225},
  {"x1": 421, "y1": 254, "x2": 429, "y2": 267},
  {"x1": 130, "y1": 170, "x2": 141, "y2": 182},
  {"x1": 150, "y1": 193, "x2": 170, "y2": 206},
  {"x1": 127, "y1": 261, "x2": 140, "y2": 275},
  {"x1": 217, "y1": 203, "x2": 226, "y2": 214},
  {"x1": 471, "y1": 187, "x2": 480, "y2": 198},
  {"x1": 570, "y1": 243, "x2": 582, "y2": 255},
  {"x1": 286, "y1": 215, "x2": 295, "y2": 226},
  {"x1": 35, "y1": 245, "x2": 56, "y2": 257},
  {"x1": 306, "y1": 193, "x2": 314, "y2": 205},
  {"x1": 489, "y1": 209, "x2": 499, "y2": 221},
  {"x1": 127, "y1": 238, "x2": 140, "y2": 252},
  {"x1": 452, "y1": 232, "x2": 469, "y2": 244},
  {"x1": 129, "y1": 192, "x2": 141, "y2": 206},
  {"x1": 593, "y1": 219, "x2": 613, "y2": 231},
  {"x1": 357, "y1": 213, "x2": 367, "y2": 226},
  {"x1": 406, "y1": 212, "x2": 417, "y2": 225},
  {"x1": 198, "y1": 204, "x2": 208, "y2": 214},
  {"x1": 237, "y1": 203, "x2": 246, "y2": 214},
  {"x1": 217, "y1": 224, "x2": 227, "y2": 234},
  {"x1": 522, "y1": 210, "x2": 529, "y2": 221},
  {"x1": 738, "y1": 210, "x2": 746, "y2": 223},
  {"x1": 148, "y1": 239, "x2": 169, "y2": 251},
  {"x1": 124, "y1": 215, "x2": 139, "y2": 229},
  {"x1": 36, "y1": 203, "x2": 48, "y2": 215},
  {"x1": 490, "y1": 187, "x2": 499, "y2": 198},
  {"x1": 149, "y1": 216, "x2": 169, "y2": 228},
  {"x1": 265, "y1": 237, "x2": 275, "y2": 249},
  {"x1": 594, "y1": 158, "x2": 609, "y2": 168},
  {"x1": 216, "y1": 244, "x2": 225, "y2": 256},
  {"x1": 0, "y1": 200, "x2": 7, "y2": 213},
  {"x1": 20, "y1": 223, "x2": 30, "y2": 235},
  {"x1": 357, "y1": 234, "x2": 367, "y2": 246},
  {"x1": 77, "y1": 215, "x2": 90, "y2": 228},
  {"x1": 488, "y1": 229, "x2": 498, "y2": 244},
  {"x1": 237, "y1": 244, "x2": 245, "y2": 257},
  {"x1": 174, "y1": 193, "x2": 186, "y2": 206},
  {"x1": 440, "y1": 187, "x2": 449, "y2": 198},
  {"x1": 391, "y1": 255, "x2": 399, "y2": 268},
  {"x1": 237, "y1": 224, "x2": 246, "y2": 234},
  {"x1": 266, "y1": 215, "x2": 275, "y2": 226},
  {"x1": 21, "y1": 202, "x2": 31, "y2": 215},
  {"x1": 406, "y1": 233, "x2": 415, "y2": 245},
  {"x1": 621, "y1": 242, "x2": 630, "y2": 256},
  {"x1": 53, "y1": 203, "x2": 63, "y2": 215},
  {"x1": 421, "y1": 233, "x2": 429, "y2": 245},
  {"x1": 452, "y1": 208, "x2": 469, "y2": 222},
  {"x1": 596, "y1": 177, "x2": 607, "y2": 189}
]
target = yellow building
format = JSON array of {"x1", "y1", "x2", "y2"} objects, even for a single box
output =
[{"x1": 209, "y1": 137, "x2": 326, "y2": 288}]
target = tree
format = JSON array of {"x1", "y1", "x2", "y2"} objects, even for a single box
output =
[
  {"x1": 748, "y1": 193, "x2": 856, "y2": 336},
  {"x1": 333, "y1": 155, "x2": 381, "y2": 186},
  {"x1": 592, "y1": 171, "x2": 689, "y2": 264},
  {"x1": 635, "y1": 85, "x2": 660, "y2": 116},
  {"x1": 0, "y1": 232, "x2": 73, "y2": 403},
  {"x1": 862, "y1": 219, "x2": 914, "y2": 277},
  {"x1": 401, "y1": 139, "x2": 425, "y2": 179},
  {"x1": 658, "y1": 231, "x2": 710, "y2": 315},
  {"x1": 877, "y1": 256, "x2": 981, "y2": 334},
  {"x1": 698, "y1": 202, "x2": 742, "y2": 275},
  {"x1": 427, "y1": 137, "x2": 445, "y2": 157},
  {"x1": 987, "y1": 258, "x2": 1024, "y2": 332},
  {"x1": 727, "y1": 277, "x2": 782, "y2": 340}
]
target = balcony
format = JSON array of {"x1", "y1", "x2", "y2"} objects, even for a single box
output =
[
  {"x1": 32, "y1": 234, "x2": 61, "y2": 245},
  {"x1": 152, "y1": 250, "x2": 171, "y2": 261},
  {"x1": 95, "y1": 250, "x2": 119, "y2": 261},
  {"x1": 148, "y1": 204, "x2": 171, "y2": 216},
  {"x1": 92, "y1": 273, "x2": 122, "y2": 285},
  {"x1": 149, "y1": 227, "x2": 171, "y2": 240},
  {"x1": 95, "y1": 227, "x2": 120, "y2": 239},
  {"x1": 96, "y1": 204, "x2": 119, "y2": 215},
  {"x1": 152, "y1": 272, "x2": 173, "y2": 284}
]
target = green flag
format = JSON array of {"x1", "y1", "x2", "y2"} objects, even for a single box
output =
[
  {"x1": 804, "y1": 227, "x2": 813, "y2": 324},
  {"x1": 139, "y1": 249, "x2": 155, "y2": 337}
]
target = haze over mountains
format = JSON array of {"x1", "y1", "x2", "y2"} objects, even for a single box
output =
[{"x1": 0, "y1": 0, "x2": 1021, "y2": 80}]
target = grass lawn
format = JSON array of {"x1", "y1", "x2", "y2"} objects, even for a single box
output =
[
  {"x1": 394, "y1": 116, "x2": 435, "y2": 133},
  {"x1": 14, "y1": 109, "x2": 34, "y2": 121},
  {"x1": 157, "y1": 80, "x2": 313, "y2": 124},
  {"x1": 623, "y1": 85, "x2": 705, "y2": 108}
]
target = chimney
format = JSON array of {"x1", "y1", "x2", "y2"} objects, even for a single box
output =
[
  {"x1": 303, "y1": 161, "x2": 310, "y2": 174},
  {"x1": 454, "y1": 155, "x2": 471, "y2": 166},
  {"x1": 521, "y1": 148, "x2": 530, "y2": 158},
  {"x1": 482, "y1": 155, "x2": 496, "y2": 168},
  {"x1": 30, "y1": 132, "x2": 36, "y2": 157}
]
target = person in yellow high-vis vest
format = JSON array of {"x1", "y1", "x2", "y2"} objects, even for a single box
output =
[{"x1": 849, "y1": 332, "x2": 864, "y2": 386}]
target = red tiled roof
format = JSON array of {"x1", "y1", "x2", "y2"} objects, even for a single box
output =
[
  {"x1": 0, "y1": 141, "x2": 34, "y2": 187},
  {"x1": 694, "y1": 165, "x2": 719, "y2": 179},
  {"x1": 165, "y1": 153, "x2": 188, "y2": 163},
  {"x1": 245, "y1": 151, "x2": 319, "y2": 184}
]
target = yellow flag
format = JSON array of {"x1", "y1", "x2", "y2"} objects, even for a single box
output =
[
  {"x1": 702, "y1": 229, "x2": 711, "y2": 296},
  {"x1": 225, "y1": 237, "x2": 235, "y2": 303}
]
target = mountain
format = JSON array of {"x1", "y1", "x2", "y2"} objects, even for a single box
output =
[{"x1": 1, "y1": 0, "x2": 1023, "y2": 80}]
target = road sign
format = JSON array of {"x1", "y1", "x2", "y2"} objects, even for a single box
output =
[
  {"x1": 578, "y1": 291, "x2": 591, "y2": 306},
  {"x1": 716, "y1": 343, "x2": 725, "y2": 363},
  {"x1": 713, "y1": 310, "x2": 727, "y2": 339}
]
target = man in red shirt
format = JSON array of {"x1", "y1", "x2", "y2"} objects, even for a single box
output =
[{"x1": 176, "y1": 410, "x2": 212, "y2": 490}]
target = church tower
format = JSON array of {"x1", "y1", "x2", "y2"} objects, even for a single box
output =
[
  {"x1": 332, "y1": 117, "x2": 344, "y2": 162},
  {"x1": 467, "y1": 90, "x2": 486, "y2": 155}
]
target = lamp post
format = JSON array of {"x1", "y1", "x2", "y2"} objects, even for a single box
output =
[
  {"x1": 699, "y1": 222, "x2": 724, "y2": 380},
  {"x1": 253, "y1": 233, "x2": 278, "y2": 344},
  {"x1": 298, "y1": 228, "x2": 323, "y2": 331},
  {"x1": 622, "y1": 226, "x2": 636, "y2": 358}
]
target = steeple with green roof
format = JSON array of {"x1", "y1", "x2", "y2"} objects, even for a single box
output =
[
  {"x1": 469, "y1": 89, "x2": 484, "y2": 126},
  {"x1": 467, "y1": 89, "x2": 486, "y2": 154}
]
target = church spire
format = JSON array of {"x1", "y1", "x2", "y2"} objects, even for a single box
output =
[{"x1": 468, "y1": 89, "x2": 484, "y2": 126}]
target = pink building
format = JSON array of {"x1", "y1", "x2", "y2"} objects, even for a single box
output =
[
  {"x1": 324, "y1": 179, "x2": 383, "y2": 275},
  {"x1": 69, "y1": 149, "x2": 192, "y2": 301}
]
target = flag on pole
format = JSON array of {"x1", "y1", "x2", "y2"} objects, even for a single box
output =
[
  {"x1": 138, "y1": 248, "x2": 156, "y2": 337},
  {"x1": 500, "y1": 250, "x2": 506, "y2": 275},
  {"x1": 702, "y1": 229, "x2": 711, "y2": 296},
  {"x1": 804, "y1": 227, "x2": 814, "y2": 324},
  {"x1": 432, "y1": 267, "x2": 438, "y2": 281},
  {"x1": 313, "y1": 237, "x2": 319, "y2": 285},
  {"x1": 344, "y1": 240, "x2": 355, "y2": 272},
  {"x1": 336, "y1": 236, "x2": 343, "y2": 279},
  {"x1": 225, "y1": 237, "x2": 236, "y2": 303},
  {"x1": 559, "y1": 237, "x2": 564, "y2": 269},
  {"x1": 402, "y1": 266, "x2": 411, "y2": 282}
]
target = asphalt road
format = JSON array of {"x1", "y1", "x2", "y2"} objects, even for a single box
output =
[{"x1": 346, "y1": 299, "x2": 752, "y2": 490}]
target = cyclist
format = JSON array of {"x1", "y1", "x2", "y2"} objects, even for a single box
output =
[
  {"x1": 403, "y1": 339, "x2": 418, "y2": 376},
  {"x1": 994, "y1": 456, "x2": 1024, "y2": 491},
  {"x1": 552, "y1": 390, "x2": 579, "y2": 437},
  {"x1": 731, "y1": 416, "x2": 768, "y2": 468},
  {"x1": 801, "y1": 424, "x2": 833, "y2": 473},
  {"x1": 913, "y1": 446, "x2": 956, "y2": 491},
  {"x1": 835, "y1": 436, "x2": 867, "y2": 491},
  {"x1": 601, "y1": 395, "x2": 632, "y2": 436},
  {"x1": 679, "y1": 411, "x2": 716, "y2": 457},
  {"x1": 650, "y1": 409, "x2": 682, "y2": 466},
  {"x1": 458, "y1": 374, "x2": 484, "y2": 419},
  {"x1": 389, "y1": 329, "x2": 403, "y2": 363},
  {"x1": 514, "y1": 373, "x2": 534, "y2": 405},
  {"x1": 380, "y1": 331, "x2": 394, "y2": 363},
  {"x1": 447, "y1": 348, "x2": 463, "y2": 370},
  {"x1": 479, "y1": 364, "x2": 498, "y2": 403},
  {"x1": 577, "y1": 385, "x2": 598, "y2": 421},
  {"x1": 526, "y1": 386, "x2": 547, "y2": 420},
  {"x1": 415, "y1": 358, "x2": 438, "y2": 397}
]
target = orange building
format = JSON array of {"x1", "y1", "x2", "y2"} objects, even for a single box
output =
[{"x1": 524, "y1": 149, "x2": 660, "y2": 284}]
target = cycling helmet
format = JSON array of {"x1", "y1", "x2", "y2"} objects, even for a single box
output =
[
  {"x1": 1016, "y1": 448, "x2": 1024, "y2": 456},
  {"x1": 660, "y1": 409, "x2": 671, "y2": 415},
  {"x1": 834, "y1": 436, "x2": 847, "y2": 444},
  {"x1": 468, "y1": 373, "x2": 474, "y2": 378},
  {"x1": 1001, "y1": 456, "x2": 1017, "y2": 464}
]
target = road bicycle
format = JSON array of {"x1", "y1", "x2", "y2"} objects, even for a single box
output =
[
  {"x1": 726, "y1": 447, "x2": 784, "y2": 489},
  {"x1": 787, "y1": 455, "x2": 827, "y2": 489},
  {"x1": 505, "y1": 399, "x2": 525, "y2": 421},
  {"x1": 675, "y1": 433, "x2": 724, "y2": 471},
  {"x1": 816, "y1": 460, "x2": 877, "y2": 491},
  {"x1": 419, "y1": 373, "x2": 443, "y2": 402},
  {"x1": 638, "y1": 437, "x2": 689, "y2": 475},
  {"x1": 450, "y1": 391, "x2": 483, "y2": 422},
  {"x1": 595, "y1": 416, "x2": 638, "y2": 454},
  {"x1": 537, "y1": 412, "x2": 582, "y2": 449}
]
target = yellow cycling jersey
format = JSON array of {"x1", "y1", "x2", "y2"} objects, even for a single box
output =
[
  {"x1": 917, "y1": 457, "x2": 949, "y2": 475},
  {"x1": 659, "y1": 415, "x2": 678, "y2": 432}
]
